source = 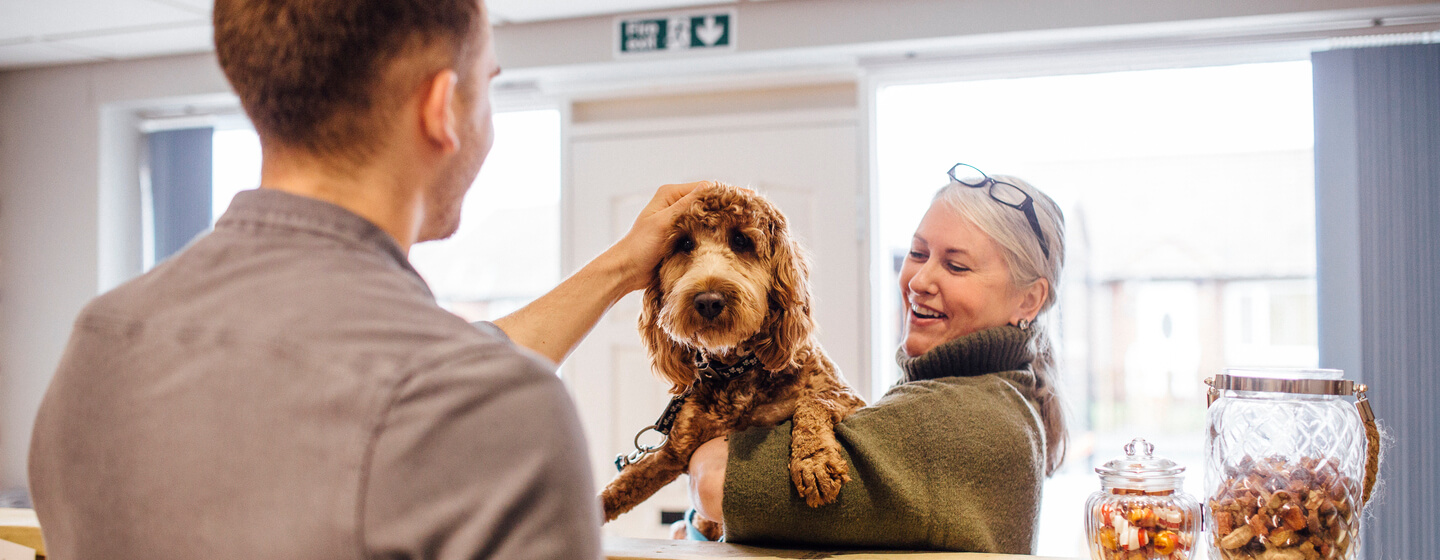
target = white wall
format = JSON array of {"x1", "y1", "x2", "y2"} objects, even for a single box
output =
[{"x1": 2, "y1": 0, "x2": 1437, "y2": 492}]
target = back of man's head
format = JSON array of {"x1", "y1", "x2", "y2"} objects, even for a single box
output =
[{"x1": 214, "y1": 0, "x2": 485, "y2": 167}]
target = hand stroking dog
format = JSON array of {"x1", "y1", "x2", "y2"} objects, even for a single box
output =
[{"x1": 600, "y1": 182, "x2": 865, "y2": 539}]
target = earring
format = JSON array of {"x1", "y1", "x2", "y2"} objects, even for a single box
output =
[{"x1": 1015, "y1": 318, "x2": 1031, "y2": 330}]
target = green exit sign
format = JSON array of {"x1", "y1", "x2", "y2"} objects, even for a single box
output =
[{"x1": 617, "y1": 11, "x2": 735, "y2": 56}]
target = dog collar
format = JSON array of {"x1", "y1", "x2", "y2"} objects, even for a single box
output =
[{"x1": 693, "y1": 353, "x2": 760, "y2": 383}]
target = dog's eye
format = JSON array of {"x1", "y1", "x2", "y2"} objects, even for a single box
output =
[
  {"x1": 729, "y1": 231, "x2": 755, "y2": 253},
  {"x1": 675, "y1": 236, "x2": 695, "y2": 253}
]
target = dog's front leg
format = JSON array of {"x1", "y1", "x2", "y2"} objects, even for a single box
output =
[
  {"x1": 788, "y1": 393, "x2": 857, "y2": 507},
  {"x1": 600, "y1": 406, "x2": 715, "y2": 522},
  {"x1": 600, "y1": 446, "x2": 691, "y2": 522}
]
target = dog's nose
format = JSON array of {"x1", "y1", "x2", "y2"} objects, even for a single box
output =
[{"x1": 694, "y1": 292, "x2": 726, "y2": 319}]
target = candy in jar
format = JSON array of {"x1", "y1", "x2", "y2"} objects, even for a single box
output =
[{"x1": 1086, "y1": 438, "x2": 1200, "y2": 560}]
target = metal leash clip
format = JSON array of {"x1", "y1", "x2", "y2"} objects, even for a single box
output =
[
  {"x1": 614, "y1": 425, "x2": 668, "y2": 471},
  {"x1": 615, "y1": 355, "x2": 757, "y2": 471},
  {"x1": 615, "y1": 388, "x2": 690, "y2": 471}
]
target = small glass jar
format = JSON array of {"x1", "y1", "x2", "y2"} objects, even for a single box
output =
[{"x1": 1086, "y1": 438, "x2": 1201, "y2": 560}]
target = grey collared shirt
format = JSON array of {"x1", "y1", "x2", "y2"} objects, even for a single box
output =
[{"x1": 29, "y1": 189, "x2": 600, "y2": 560}]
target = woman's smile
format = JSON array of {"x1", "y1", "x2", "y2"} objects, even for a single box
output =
[{"x1": 908, "y1": 300, "x2": 947, "y2": 321}]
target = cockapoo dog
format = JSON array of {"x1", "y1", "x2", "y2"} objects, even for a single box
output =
[{"x1": 600, "y1": 183, "x2": 865, "y2": 538}]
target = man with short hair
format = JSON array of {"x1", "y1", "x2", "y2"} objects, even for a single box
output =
[{"x1": 28, "y1": 1, "x2": 702, "y2": 558}]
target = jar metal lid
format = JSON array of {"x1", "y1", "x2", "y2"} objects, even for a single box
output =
[
  {"x1": 1207, "y1": 372, "x2": 1355, "y2": 396},
  {"x1": 1095, "y1": 438, "x2": 1185, "y2": 480}
]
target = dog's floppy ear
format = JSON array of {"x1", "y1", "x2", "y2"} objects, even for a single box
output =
[
  {"x1": 639, "y1": 279, "x2": 694, "y2": 393},
  {"x1": 754, "y1": 214, "x2": 814, "y2": 373}
]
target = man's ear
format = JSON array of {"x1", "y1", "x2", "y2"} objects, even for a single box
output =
[
  {"x1": 420, "y1": 69, "x2": 460, "y2": 154},
  {"x1": 1015, "y1": 277, "x2": 1050, "y2": 323}
]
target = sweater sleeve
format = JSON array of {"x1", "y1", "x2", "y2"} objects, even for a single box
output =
[{"x1": 723, "y1": 373, "x2": 1046, "y2": 554}]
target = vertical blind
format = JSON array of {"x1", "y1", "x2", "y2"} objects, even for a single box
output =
[
  {"x1": 1313, "y1": 43, "x2": 1440, "y2": 560},
  {"x1": 146, "y1": 127, "x2": 213, "y2": 263}
]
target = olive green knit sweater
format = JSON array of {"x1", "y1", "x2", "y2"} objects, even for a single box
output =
[{"x1": 722, "y1": 325, "x2": 1047, "y2": 553}]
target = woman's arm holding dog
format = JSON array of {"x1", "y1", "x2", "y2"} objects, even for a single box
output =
[
  {"x1": 494, "y1": 182, "x2": 709, "y2": 364},
  {"x1": 688, "y1": 391, "x2": 856, "y2": 523},
  {"x1": 689, "y1": 436, "x2": 728, "y2": 524}
]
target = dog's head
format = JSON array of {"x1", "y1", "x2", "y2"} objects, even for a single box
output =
[{"x1": 639, "y1": 183, "x2": 814, "y2": 389}]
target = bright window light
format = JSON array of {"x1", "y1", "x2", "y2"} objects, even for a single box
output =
[
  {"x1": 876, "y1": 60, "x2": 1317, "y2": 558},
  {"x1": 409, "y1": 109, "x2": 563, "y2": 320},
  {"x1": 211, "y1": 109, "x2": 563, "y2": 323},
  {"x1": 212, "y1": 128, "x2": 261, "y2": 223}
]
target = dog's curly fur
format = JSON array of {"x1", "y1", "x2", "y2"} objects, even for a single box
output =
[{"x1": 600, "y1": 183, "x2": 865, "y2": 536}]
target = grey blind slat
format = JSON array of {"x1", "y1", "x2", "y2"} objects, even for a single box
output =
[
  {"x1": 146, "y1": 127, "x2": 213, "y2": 263},
  {"x1": 1313, "y1": 43, "x2": 1440, "y2": 560}
]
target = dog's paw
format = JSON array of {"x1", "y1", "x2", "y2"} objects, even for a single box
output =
[
  {"x1": 599, "y1": 487, "x2": 628, "y2": 522},
  {"x1": 789, "y1": 445, "x2": 850, "y2": 507},
  {"x1": 694, "y1": 514, "x2": 725, "y2": 541}
]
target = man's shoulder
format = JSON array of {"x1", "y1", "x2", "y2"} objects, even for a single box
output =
[
  {"x1": 90, "y1": 227, "x2": 423, "y2": 307},
  {"x1": 76, "y1": 233, "x2": 520, "y2": 375}
]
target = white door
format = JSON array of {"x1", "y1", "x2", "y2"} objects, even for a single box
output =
[{"x1": 564, "y1": 106, "x2": 866, "y2": 538}]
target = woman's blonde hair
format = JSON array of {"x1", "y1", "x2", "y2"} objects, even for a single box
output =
[{"x1": 934, "y1": 173, "x2": 1068, "y2": 476}]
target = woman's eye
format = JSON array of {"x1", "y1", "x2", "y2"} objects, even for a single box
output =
[
  {"x1": 908, "y1": 250, "x2": 926, "y2": 260},
  {"x1": 946, "y1": 262, "x2": 970, "y2": 273},
  {"x1": 730, "y1": 231, "x2": 754, "y2": 252},
  {"x1": 676, "y1": 236, "x2": 695, "y2": 252}
]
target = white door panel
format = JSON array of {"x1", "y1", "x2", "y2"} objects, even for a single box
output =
[{"x1": 566, "y1": 115, "x2": 863, "y2": 538}]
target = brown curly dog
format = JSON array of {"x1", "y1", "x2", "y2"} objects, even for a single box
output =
[{"x1": 600, "y1": 183, "x2": 865, "y2": 538}]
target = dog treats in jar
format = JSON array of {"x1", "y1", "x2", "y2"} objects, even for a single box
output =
[
  {"x1": 1204, "y1": 369, "x2": 1379, "y2": 560},
  {"x1": 1086, "y1": 438, "x2": 1200, "y2": 560}
]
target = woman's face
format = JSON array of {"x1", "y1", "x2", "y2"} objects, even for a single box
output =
[{"x1": 899, "y1": 201, "x2": 1036, "y2": 357}]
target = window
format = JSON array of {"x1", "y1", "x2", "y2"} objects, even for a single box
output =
[
  {"x1": 211, "y1": 125, "x2": 261, "y2": 226},
  {"x1": 209, "y1": 109, "x2": 563, "y2": 322},
  {"x1": 1223, "y1": 279, "x2": 1319, "y2": 366},
  {"x1": 408, "y1": 110, "x2": 563, "y2": 321},
  {"x1": 874, "y1": 61, "x2": 1318, "y2": 557}
]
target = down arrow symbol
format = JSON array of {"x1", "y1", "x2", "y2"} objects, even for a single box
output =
[{"x1": 695, "y1": 16, "x2": 725, "y2": 47}]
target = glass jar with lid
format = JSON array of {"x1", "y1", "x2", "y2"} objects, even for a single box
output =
[
  {"x1": 1086, "y1": 438, "x2": 1201, "y2": 560},
  {"x1": 1203, "y1": 368, "x2": 1379, "y2": 560}
]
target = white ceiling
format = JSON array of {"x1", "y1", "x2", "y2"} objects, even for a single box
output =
[{"x1": 0, "y1": 0, "x2": 753, "y2": 71}]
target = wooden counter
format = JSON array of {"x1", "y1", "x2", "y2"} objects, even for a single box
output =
[
  {"x1": 606, "y1": 537, "x2": 1079, "y2": 559},
  {"x1": 3, "y1": 509, "x2": 1078, "y2": 560},
  {"x1": 0, "y1": 508, "x2": 43, "y2": 557}
]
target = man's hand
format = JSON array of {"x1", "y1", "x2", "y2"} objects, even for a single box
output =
[{"x1": 605, "y1": 181, "x2": 710, "y2": 294}]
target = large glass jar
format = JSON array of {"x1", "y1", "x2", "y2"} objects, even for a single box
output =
[
  {"x1": 1086, "y1": 438, "x2": 1201, "y2": 560},
  {"x1": 1204, "y1": 368, "x2": 1379, "y2": 560}
]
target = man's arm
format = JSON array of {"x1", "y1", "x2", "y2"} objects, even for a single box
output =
[{"x1": 493, "y1": 181, "x2": 708, "y2": 364}]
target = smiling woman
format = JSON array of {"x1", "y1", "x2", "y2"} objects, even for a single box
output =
[
  {"x1": 895, "y1": 169, "x2": 1069, "y2": 476},
  {"x1": 684, "y1": 170, "x2": 1068, "y2": 554},
  {"x1": 875, "y1": 60, "x2": 1318, "y2": 557}
]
